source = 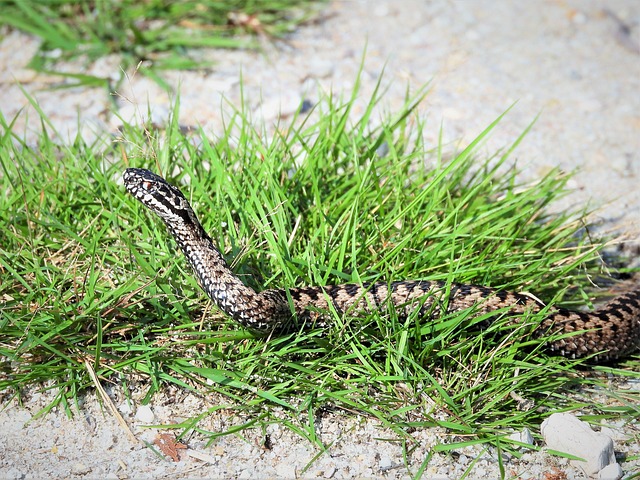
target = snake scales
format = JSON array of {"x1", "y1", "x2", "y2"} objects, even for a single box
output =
[{"x1": 123, "y1": 168, "x2": 640, "y2": 361}]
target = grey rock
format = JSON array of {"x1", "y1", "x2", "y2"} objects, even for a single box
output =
[
  {"x1": 541, "y1": 413, "x2": 617, "y2": 477},
  {"x1": 598, "y1": 463, "x2": 623, "y2": 480}
]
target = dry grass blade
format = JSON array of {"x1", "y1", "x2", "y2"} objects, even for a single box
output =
[{"x1": 83, "y1": 357, "x2": 138, "y2": 444}]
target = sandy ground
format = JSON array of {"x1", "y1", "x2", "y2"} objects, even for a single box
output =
[{"x1": 1, "y1": 0, "x2": 639, "y2": 478}]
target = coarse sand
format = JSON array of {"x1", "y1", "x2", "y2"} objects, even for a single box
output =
[{"x1": 1, "y1": 1, "x2": 638, "y2": 478}]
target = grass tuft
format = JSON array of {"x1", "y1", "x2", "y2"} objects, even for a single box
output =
[
  {"x1": 0, "y1": 76, "x2": 638, "y2": 470},
  {"x1": 0, "y1": 0, "x2": 324, "y2": 88}
]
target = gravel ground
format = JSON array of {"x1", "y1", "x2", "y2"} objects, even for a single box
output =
[{"x1": 1, "y1": 0, "x2": 639, "y2": 478}]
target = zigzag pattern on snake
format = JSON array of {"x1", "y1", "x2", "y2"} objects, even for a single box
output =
[{"x1": 123, "y1": 168, "x2": 640, "y2": 361}]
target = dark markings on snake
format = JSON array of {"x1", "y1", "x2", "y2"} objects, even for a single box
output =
[{"x1": 123, "y1": 168, "x2": 640, "y2": 362}]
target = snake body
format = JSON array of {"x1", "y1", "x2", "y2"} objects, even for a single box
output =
[{"x1": 123, "y1": 168, "x2": 640, "y2": 361}]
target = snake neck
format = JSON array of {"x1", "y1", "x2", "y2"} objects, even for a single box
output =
[{"x1": 166, "y1": 218, "x2": 293, "y2": 331}]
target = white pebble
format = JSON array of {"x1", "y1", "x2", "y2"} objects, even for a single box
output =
[
  {"x1": 508, "y1": 427, "x2": 534, "y2": 447},
  {"x1": 118, "y1": 401, "x2": 133, "y2": 416},
  {"x1": 541, "y1": 413, "x2": 617, "y2": 476},
  {"x1": 238, "y1": 468, "x2": 252, "y2": 479},
  {"x1": 598, "y1": 463, "x2": 623, "y2": 480},
  {"x1": 323, "y1": 466, "x2": 336, "y2": 478},
  {"x1": 135, "y1": 405, "x2": 155, "y2": 423},
  {"x1": 71, "y1": 463, "x2": 91, "y2": 475}
]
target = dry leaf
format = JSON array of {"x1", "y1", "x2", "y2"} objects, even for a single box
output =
[{"x1": 154, "y1": 433, "x2": 187, "y2": 462}]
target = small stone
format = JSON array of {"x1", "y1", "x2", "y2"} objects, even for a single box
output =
[
  {"x1": 238, "y1": 469, "x2": 252, "y2": 479},
  {"x1": 213, "y1": 445, "x2": 225, "y2": 456},
  {"x1": 541, "y1": 413, "x2": 616, "y2": 476},
  {"x1": 299, "y1": 99, "x2": 314, "y2": 114},
  {"x1": 323, "y1": 466, "x2": 336, "y2": 478},
  {"x1": 97, "y1": 430, "x2": 116, "y2": 450},
  {"x1": 135, "y1": 405, "x2": 155, "y2": 423},
  {"x1": 118, "y1": 401, "x2": 133, "y2": 416},
  {"x1": 71, "y1": 463, "x2": 91, "y2": 475},
  {"x1": 379, "y1": 456, "x2": 392, "y2": 470},
  {"x1": 508, "y1": 428, "x2": 534, "y2": 447},
  {"x1": 598, "y1": 463, "x2": 623, "y2": 480}
]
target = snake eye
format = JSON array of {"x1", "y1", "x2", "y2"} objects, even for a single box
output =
[{"x1": 142, "y1": 181, "x2": 152, "y2": 191}]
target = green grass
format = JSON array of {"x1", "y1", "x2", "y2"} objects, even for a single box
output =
[
  {"x1": 1, "y1": 78, "x2": 638, "y2": 475},
  {"x1": 0, "y1": 0, "x2": 323, "y2": 88}
]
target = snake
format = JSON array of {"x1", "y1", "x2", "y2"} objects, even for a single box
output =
[{"x1": 123, "y1": 168, "x2": 640, "y2": 362}]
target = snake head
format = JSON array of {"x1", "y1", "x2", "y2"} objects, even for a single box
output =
[{"x1": 123, "y1": 168, "x2": 195, "y2": 223}]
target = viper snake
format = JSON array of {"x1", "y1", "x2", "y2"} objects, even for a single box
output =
[{"x1": 123, "y1": 168, "x2": 640, "y2": 361}]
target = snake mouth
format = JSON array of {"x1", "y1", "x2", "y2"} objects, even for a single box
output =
[{"x1": 123, "y1": 168, "x2": 141, "y2": 191}]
